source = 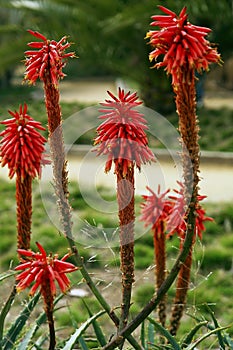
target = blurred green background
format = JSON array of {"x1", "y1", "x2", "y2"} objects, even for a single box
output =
[{"x1": 0, "y1": 0, "x2": 233, "y2": 112}]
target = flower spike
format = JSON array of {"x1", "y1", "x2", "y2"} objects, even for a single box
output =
[
  {"x1": 0, "y1": 103, "x2": 48, "y2": 180},
  {"x1": 24, "y1": 29, "x2": 75, "y2": 86},
  {"x1": 94, "y1": 88, "x2": 155, "y2": 176},
  {"x1": 147, "y1": 5, "x2": 221, "y2": 85}
]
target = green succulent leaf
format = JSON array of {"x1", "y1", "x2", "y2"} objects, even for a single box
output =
[{"x1": 62, "y1": 310, "x2": 106, "y2": 350}]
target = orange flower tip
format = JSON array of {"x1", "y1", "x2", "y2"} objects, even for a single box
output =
[{"x1": 16, "y1": 286, "x2": 23, "y2": 293}]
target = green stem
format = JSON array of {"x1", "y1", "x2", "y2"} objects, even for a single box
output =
[
  {"x1": 102, "y1": 210, "x2": 196, "y2": 349},
  {"x1": 48, "y1": 309, "x2": 56, "y2": 350}
]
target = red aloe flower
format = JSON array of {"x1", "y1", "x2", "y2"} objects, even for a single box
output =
[
  {"x1": 195, "y1": 195, "x2": 214, "y2": 239},
  {"x1": 15, "y1": 242, "x2": 78, "y2": 296},
  {"x1": 0, "y1": 103, "x2": 47, "y2": 180},
  {"x1": 24, "y1": 30, "x2": 75, "y2": 86},
  {"x1": 146, "y1": 5, "x2": 220, "y2": 85},
  {"x1": 167, "y1": 182, "x2": 213, "y2": 240},
  {"x1": 16, "y1": 242, "x2": 77, "y2": 350},
  {"x1": 140, "y1": 185, "x2": 172, "y2": 235},
  {"x1": 94, "y1": 88, "x2": 155, "y2": 177},
  {"x1": 166, "y1": 181, "x2": 187, "y2": 238}
]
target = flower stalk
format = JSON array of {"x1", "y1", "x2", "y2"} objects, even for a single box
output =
[
  {"x1": 24, "y1": 29, "x2": 75, "y2": 239},
  {"x1": 117, "y1": 165, "x2": 135, "y2": 331},
  {"x1": 94, "y1": 88, "x2": 155, "y2": 333},
  {"x1": 0, "y1": 104, "x2": 47, "y2": 250},
  {"x1": 140, "y1": 186, "x2": 172, "y2": 327},
  {"x1": 147, "y1": 5, "x2": 220, "y2": 335}
]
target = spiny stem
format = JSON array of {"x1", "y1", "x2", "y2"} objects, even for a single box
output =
[
  {"x1": 169, "y1": 68, "x2": 200, "y2": 335},
  {"x1": 43, "y1": 77, "x2": 73, "y2": 240},
  {"x1": 16, "y1": 171, "x2": 32, "y2": 250},
  {"x1": 48, "y1": 310, "x2": 56, "y2": 350},
  {"x1": 169, "y1": 248, "x2": 193, "y2": 335},
  {"x1": 117, "y1": 166, "x2": 135, "y2": 332},
  {"x1": 154, "y1": 222, "x2": 167, "y2": 327}
]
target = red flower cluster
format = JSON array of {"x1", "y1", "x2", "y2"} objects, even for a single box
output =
[
  {"x1": 0, "y1": 103, "x2": 47, "y2": 180},
  {"x1": 25, "y1": 30, "x2": 75, "y2": 86},
  {"x1": 15, "y1": 242, "x2": 78, "y2": 296},
  {"x1": 140, "y1": 185, "x2": 172, "y2": 237},
  {"x1": 146, "y1": 6, "x2": 220, "y2": 85},
  {"x1": 94, "y1": 88, "x2": 155, "y2": 176},
  {"x1": 140, "y1": 182, "x2": 212, "y2": 240},
  {"x1": 167, "y1": 182, "x2": 213, "y2": 240},
  {"x1": 166, "y1": 181, "x2": 187, "y2": 238}
]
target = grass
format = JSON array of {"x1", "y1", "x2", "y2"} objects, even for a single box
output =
[
  {"x1": 1, "y1": 85, "x2": 233, "y2": 152},
  {"x1": 0, "y1": 178, "x2": 233, "y2": 346}
]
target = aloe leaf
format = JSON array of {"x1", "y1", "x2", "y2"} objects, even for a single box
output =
[
  {"x1": 223, "y1": 333, "x2": 233, "y2": 349},
  {"x1": 186, "y1": 325, "x2": 230, "y2": 350},
  {"x1": 147, "y1": 317, "x2": 181, "y2": 350},
  {"x1": 181, "y1": 321, "x2": 208, "y2": 348},
  {"x1": 82, "y1": 299, "x2": 107, "y2": 347},
  {"x1": 62, "y1": 310, "x2": 105, "y2": 350},
  {"x1": 205, "y1": 304, "x2": 225, "y2": 349},
  {"x1": 0, "y1": 286, "x2": 17, "y2": 348},
  {"x1": 78, "y1": 336, "x2": 89, "y2": 350},
  {"x1": 187, "y1": 310, "x2": 233, "y2": 348},
  {"x1": 2, "y1": 292, "x2": 40, "y2": 350},
  {"x1": 148, "y1": 320, "x2": 155, "y2": 346},
  {"x1": 140, "y1": 321, "x2": 146, "y2": 349},
  {"x1": 15, "y1": 293, "x2": 64, "y2": 350}
]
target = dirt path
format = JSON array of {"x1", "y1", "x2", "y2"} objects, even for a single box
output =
[{"x1": 59, "y1": 79, "x2": 233, "y2": 110}]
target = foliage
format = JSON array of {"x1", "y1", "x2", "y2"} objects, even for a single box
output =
[{"x1": 1, "y1": 0, "x2": 233, "y2": 110}]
